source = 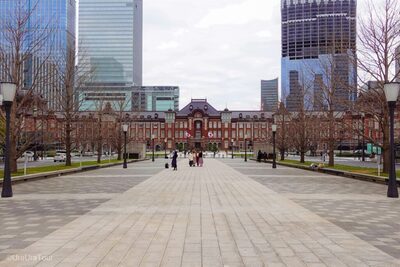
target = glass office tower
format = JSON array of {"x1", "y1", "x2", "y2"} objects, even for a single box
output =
[
  {"x1": 261, "y1": 79, "x2": 279, "y2": 112},
  {"x1": 78, "y1": 0, "x2": 142, "y2": 111},
  {"x1": 0, "y1": 0, "x2": 76, "y2": 110},
  {"x1": 132, "y1": 86, "x2": 180, "y2": 112},
  {"x1": 281, "y1": 0, "x2": 357, "y2": 111}
]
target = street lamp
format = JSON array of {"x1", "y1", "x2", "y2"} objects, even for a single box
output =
[
  {"x1": 164, "y1": 138, "x2": 168, "y2": 159},
  {"x1": 361, "y1": 112, "x2": 365, "y2": 162},
  {"x1": 122, "y1": 124, "x2": 128, "y2": 169},
  {"x1": 244, "y1": 134, "x2": 248, "y2": 162},
  {"x1": 33, "y1": 105, "x2": 38, "y2": 161},
  {"x1": 151, "y1": 134, "x2": 155, "y2": 162},
  {"x1": 231, "y1": 138, "x2": 234, "y2": 159},
  {"x1": 384, "y1": 82, "x2": 400, "y2": 198},
  {"x1": 1, "y1": 82, "x2": 17, "y2": 198},
  {"x1": 272, "y1": 124, "x2": 277, "y2": 169}
]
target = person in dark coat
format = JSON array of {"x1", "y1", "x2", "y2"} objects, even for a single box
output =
[
  {"x1": 171, "y1": 151, "x2": 178, "y2": 171},
  {"x1": 257, "y1": 150, "x2": 262, "y2": 162}
]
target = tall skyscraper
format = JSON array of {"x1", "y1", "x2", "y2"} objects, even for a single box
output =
[
  {"x1": 281, "y1": 0, "x2": 357, "y2": 111},
  {"x1": 0, "y1": 0, "x2": 76, "y2": 110},
  {"x1": 78, "y1": 0, "x2": 142, "y2": 110},
  {"x1": 261, "y1": 79, "x2": 279, "y2": 112}
]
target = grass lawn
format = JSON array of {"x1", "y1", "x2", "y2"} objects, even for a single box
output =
[
  {"x1": 0, "y1": 159, "x2": 123, "y2": 178},
  {"x1": 281, "y1": 159, "x2": 400, "y2": 179}
]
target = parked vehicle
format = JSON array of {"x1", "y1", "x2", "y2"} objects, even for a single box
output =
[
  {"x1": 23, "y1": 151, "x2": 34, "y2": 158},
  {"x1": 54, "y1": 152, "x2": 66, "y2": 162}
]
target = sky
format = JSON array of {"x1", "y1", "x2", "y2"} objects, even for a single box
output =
[
  {"x1": 76, "y1": 0, "x2": 375, "y2": 111},
  {"x1": 143, "y1": 0, "x2": 282, "y2": 110}
]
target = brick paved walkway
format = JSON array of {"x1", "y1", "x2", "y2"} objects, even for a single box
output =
[
  {"x1": 226, "y1": 160, "x2": 400, "y2": 260},
  {"x1": 1, "y1": 159, "x2": 399, "y2": 266}
]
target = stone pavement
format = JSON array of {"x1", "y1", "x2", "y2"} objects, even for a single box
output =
[
  {"x1": 0, "y1": 159, "x2": 399, "y2": 266},
  {"x1": 226, "y1": 160, "x2": 400, "y2": 261},
  {"x1": 0, "y1": 161, "x2": 163, "y2": 262}
]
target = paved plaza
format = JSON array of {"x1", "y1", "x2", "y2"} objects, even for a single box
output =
[{"x1": 0, "y1": 159, "x2": 399, "y2": 266}]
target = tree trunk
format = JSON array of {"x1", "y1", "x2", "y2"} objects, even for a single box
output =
[
  {"x1": 300, "y1": 151, "x2": 305, "y2": 163},
  {"x1": 280, "y1": 148, "x2": 285, "y2": 161},
  {"x1": 97, "y1": 141, "x2": 102, "y2": 163},
  {"x1": 65, "y1": 121, "x2": 72, "y2": 166},
  {"x1": 328, "y1": 148, "x2": 334, "y2": 167}
]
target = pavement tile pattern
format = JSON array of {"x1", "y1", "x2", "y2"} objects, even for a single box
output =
[
  {"x1": 0, "y1": 159, "x2": 398, "y2": 266},
  {"x1": 226, "y1": 160, "x2": 400, "y2": 260},
  {"x1": 0, "y1": 161, "x2": 162, "y2": 262}
]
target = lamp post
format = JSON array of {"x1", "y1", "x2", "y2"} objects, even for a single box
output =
[
  {"x1": 33, "y1": 105, "x2": 38, "y2": 161},
  {"x1": 164, "y1": 138, "x2": 168, "y2": 159},
  {"x1": 1, "y1": 82, "x2": 17, "y2": 198},
  {"x1": 122, "y1": 124, "x2": 128, "y2": 169},
  {"x1": 272, "y1": 124, "x2": 277, "y2": 169},
  {"x1": 361, "y1": 112, "x2": 365, "y2": 162},
  {"x1": 231, "y1": 139, "x2": 234, "y2": 159},
  {"x1": 244, "y1": 134, "x2": 248, "y2": 162},
  {"x1": 151, "y1": 134, "x2": 155, "y2": 162},
  {"x1": 384, "y1": 82, "x2": 400, "y2": 198}
]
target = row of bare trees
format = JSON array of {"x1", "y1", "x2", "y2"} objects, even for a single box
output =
[
  {"x1": 279, "y1": 0, "x2": 399, "y2": 172},
  {"x1": 0, "y1": 0, "x2": 99, "y2": 171}
]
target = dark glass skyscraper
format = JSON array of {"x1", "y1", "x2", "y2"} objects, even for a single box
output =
[{"x1": 281, "y1": 0, "x2": 357, "y2": 111}]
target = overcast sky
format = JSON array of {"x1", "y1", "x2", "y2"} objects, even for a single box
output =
[
  {"x1": 143, "y1": 0, "x2": 281, "y2": 110},
  {"x1": 142, "y1": 0, "x2": 380, "y2": 110}
]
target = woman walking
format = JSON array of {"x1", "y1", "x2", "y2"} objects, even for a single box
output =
[
  {"x1": 188, "y1": 151, "x2": 194, "y2": 167},
  {"x1": 171, "y1": 151, "x2": 178, "y2": 171},
  {"x1": 199, "y1": 151, "x2": 204, "y2": 167},
  {"x1": 196, "y1": 151, "x2": 200, "y2": 166}
]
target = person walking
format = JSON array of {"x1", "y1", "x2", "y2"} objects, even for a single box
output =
[
  {"x1": 171, "y1": 151, "x2": 178, "y2": 171},
  {"x1": 196, "y1": 151, "x2": 200, "y2": 166},
  {"x1": 188, "y1": 151, "x2": 194, "y2": 167},
  {"x1": 199, "y1": 151, "x2": 204, "y2": 167}
]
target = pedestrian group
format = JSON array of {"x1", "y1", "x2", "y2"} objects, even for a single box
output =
[{"x1": 171, "y1": 150, "x2": 204, "y2": 171}]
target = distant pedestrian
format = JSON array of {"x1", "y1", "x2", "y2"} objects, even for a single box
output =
[
  {"x1": 171, "y1": 151, "x2": 178, "y2": 171},
  {"x1": 257, "y1": 150, "x2": 262, "y2": 162},
  {"x1": 196, "y1": 151, "x2": 200, "y2": 166},
  {"x1": 188, "y1": 151, "x2": 194, "y2": 167},
  {"x1": 199, "y1": 151, "x2": 204, "y2": 167}
]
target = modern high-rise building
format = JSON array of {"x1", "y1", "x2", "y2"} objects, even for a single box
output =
[
  {"x1": 78, "y1": 0, "x2": 142, "y2": 110},
  {"x1": 261, "y1": 79, "x2": 279, "y2": 112},
  {"x1": 0, "y1": 0, "x2": 76, "y2": 110},
  {"x1": 281, "y1": 0, "x2": 357, "y2": 111},
  {"x1": 132, "y1": 86, "x2": 180, "y2": 112}
]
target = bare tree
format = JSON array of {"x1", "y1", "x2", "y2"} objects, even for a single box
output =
[
  {"x1": 52, "y1": 42, "x2": 93, "y2": 166},
  {"x1": 356, "y1": 0, "x2": 400, "y2": 173},
  {"x1": 274, "y1": 102, "x2": 291, "y2": 161},
  {"x1": 0, "y1": 0, "x2": 55, "y2": 172},
  {"x1": 110, "y1": 100, "x2": 130, "y2": 160},
  {"x1": 287, "y1": 75, "x2": 315, "y2": 163}
]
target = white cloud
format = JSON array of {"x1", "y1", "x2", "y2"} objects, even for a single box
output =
[
  {"x1": 157, "y1": 41, "x2": 180, "y2": 50},
  {"x1": 196, "y1": 0, "x2": 277, "y2": 28},
  {"x1": 143, "y1": 0, "x2": 284, "y2": 110}
]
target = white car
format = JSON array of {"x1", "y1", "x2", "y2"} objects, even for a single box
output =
[
  {"x1": 54, "y1": 153, "x2": 66, "y2": 162},
  {"x1": 22, "y1": 151, "x2": 35, "y2": 161}
]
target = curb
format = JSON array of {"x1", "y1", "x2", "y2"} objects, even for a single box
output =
[
  {"x1": 251, "y1": 159, "x2": 400, "y2": 187},
  {"x1": 1, "y1": 159, "x2": 148, "y2": 185}
]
